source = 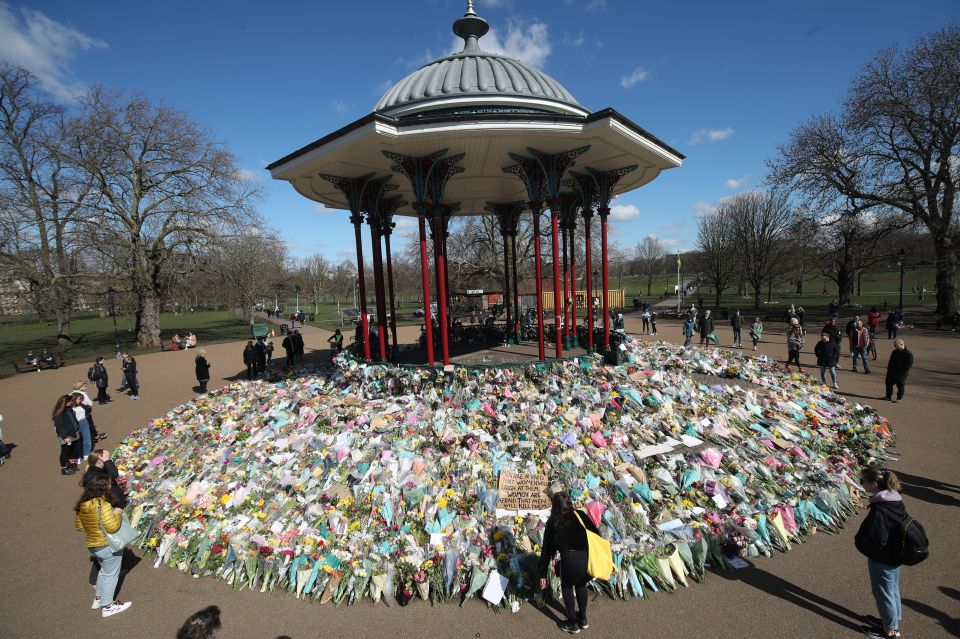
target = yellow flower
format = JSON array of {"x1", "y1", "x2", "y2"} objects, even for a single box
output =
[
  {"x1": 255, "y1": 512, "x2": 266, "y2": 520},
  {"x1": 444, "y1": 488, "x2": 455, "y2": 498},
  {"x1": 220, "y1": 494, "x2": 231, "y2": 505},
  {"x1": 436, "y1": 497, "x2": 448, "y2": 509}
]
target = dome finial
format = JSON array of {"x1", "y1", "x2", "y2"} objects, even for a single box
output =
[{"x1": 454, "y1": 1, "x2": 489, "y2": 54}]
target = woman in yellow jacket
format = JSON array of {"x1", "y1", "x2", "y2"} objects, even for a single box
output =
[{"x1": 75, "y1": 475, "x2": 133, "y2": 617}]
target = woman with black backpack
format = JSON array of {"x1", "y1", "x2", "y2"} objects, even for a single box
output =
[{"x1": 855, "y1": 468, "x2": 915, "y2": 639}]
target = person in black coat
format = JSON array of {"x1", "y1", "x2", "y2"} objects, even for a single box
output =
[
  {"x1": 194, "y1": 350, "x2": 211, "y2": 393},
  {"x1": 697, "y1": 310, "x2": 715, "y2": 345},
  {"x1": 121, "y1": 354, "x2": 139, "y2": 399},
  {"x1": 81, "y1": 449, "x2": 128, "y2": 509},
  {"x1": 855, "y1": 468, "x2": 906, "y2": 639},
  {"x1": 242, "y1": 341, "x2": 255, "y2": 380},
  {"x1": 281, "y1": 334, "x2": 294, "y2": 367},
  {"x1": 814, "y1": 332, "x2": 841, "y2": 388},
  {"x1": 821, "y1": 316, "x2": 843, "y2": 355},
  {"x1": 884, "y1": 339, "x2": 913, "y2": 402},
  {"x1": 291, "y1": 330, "x2": 305, "y2": 364},
  {"x1": 539, "y1": 491, "x2": 602, "y2": 633},
  {"x1": 92, "y1": 357, "x2": 110, "y2": 404},
  {"x1": 52, "y1": 394, "x2": 81, "y2": 475},
  {"x1": 253, "y1": 338, "x2": 267, "y2": 376}
]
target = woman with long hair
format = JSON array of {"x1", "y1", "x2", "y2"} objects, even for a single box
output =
[
  {"x1": 81, "y1": 449, "x2": 128, "y2": 509},
  {"x1": 176, "y1": 605, "x2": 222, "y2": 639},
  {"x1": 538, "y1": 490, "x2": 602, "y2": 634},
  {"x1": 856, "y1": 468, "x2": 907, "y2": 639},
  {"x1": 53, "y1": 395, "x2": 81, "y2": 475},
  {"x1": 74, "y1": 475, "x2": 132, "y2": 617}
]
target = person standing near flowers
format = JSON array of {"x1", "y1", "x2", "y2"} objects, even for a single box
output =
[
  {"x1": 884, "y1": 339, "x2": 914, "y2": 403},
  {"x1": 730, "y1": 309, "x2": 744, "y2": 348},
  {"x1": 121, "y1": 353, "x2": 139, "y2": 399},
  {"x1": 697, "y1": 309, "x2": 715, "y2": 346},
  {"x1": 814, "y1": 332, "x2": 840, "y2": 388},
  {"x1": 786, "y1": 319, "x2": 805, "y2": 372},
  {"x1": 91, "y1": 357, "x2": 110, "y2": 404},
  {"x1": 682, "y1": 315, "x2": 695, "y2": 347},
  {"x1": 749, "y1": 317, "x2": 763, "y2": 350},
  {"x1": 53, "y1": 394, "x2": 81, "y2": 475},
  {"x1": 855, "y1": 468, "x2": 906, "y2": 639},
  {"x1": 539, "y1": 491, "x2": 602, "y2": 634},
  {"x1": 195, "y1": 349, "x2": 211, "y2": 393},
  {"x1": 75, "y1": 475, "x2": 133, "y2": 617},
  {"x1": 82, "y1": 449, "x2": 128, "y2": 509}
]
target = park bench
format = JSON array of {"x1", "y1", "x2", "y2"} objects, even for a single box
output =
[
  {"x1": 38, "y1": 355, "x2": 65, "y2": 370},
  {"x1": 160, "y1": 339, "x2": 175, "y2": 351},
  {"x1": 12, "y1": 360, "x2": 40, "y2": 374}
]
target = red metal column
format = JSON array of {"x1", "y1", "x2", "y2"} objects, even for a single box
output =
[
  {"x1": 600, "y1": 208, "x2": 610, "y2": 350},
  {"x1": 351, "y1": 213, "x2": 371, "y2": 360},
  {"x1": 531, "y1": 204, "x2": 545, "y2": 360},
  {"x1": 511, "y1": 232, "x2": 520, "y2": 344},
  {"x1": 583, "y1": 210, "x2": 594, "y2": 352},
  {"x1": 369, "y1": 223, "x2": 388, "y2": 361},
  {"x1": 550, "y1": 207, "x2": 563, "y2": 358},
  {"x1": 418, "y1": 215, "x2": 434, "y2": 366},
  {"x1": 502, "y1": 228, "x2": 512, "y2": 343},
  {"x1": 432, "y1": 212, "x2": 451, "y2": 365},
  {"x1": 384, "y1": 231, "x2": 398, "y2": 353},
  {"x1": 561, "y1": 218, "x2": 569, "y2": 348},
  {"x1": 568, "y1": 221, "x2": 577, "y2": 348}
]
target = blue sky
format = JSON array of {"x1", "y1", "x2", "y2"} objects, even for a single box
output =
[{"x1": 3, "y1": 0, "x2": 958, "y2": 262}]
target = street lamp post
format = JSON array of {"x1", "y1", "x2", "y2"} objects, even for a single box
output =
[
  {"x1": 108, "y1": 287, "x2": 121, "y2": 358},
  {"x1": 898, "y1": 248, "x2": 906, "y2": 312}
]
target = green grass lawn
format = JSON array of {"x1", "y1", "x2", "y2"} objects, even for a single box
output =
[{"x1": 0, "y1": 310, "x2": 251, "y2": 373}]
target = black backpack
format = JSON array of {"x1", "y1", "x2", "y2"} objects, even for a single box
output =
[
  {"x1": 87, "y1": 366, "x2": 96, "y2": 381},
  {"x1": 897, "y1": 514, "x2": 929, "y2": 566}
]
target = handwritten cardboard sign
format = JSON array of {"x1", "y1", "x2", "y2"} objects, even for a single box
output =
[{"x1": 496, "y1": 471, "x2": 551, "y2": 511}]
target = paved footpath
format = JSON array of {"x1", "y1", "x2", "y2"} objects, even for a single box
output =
[{"x1": 0, "y1": 316, "x2": 957, "y2": 638}]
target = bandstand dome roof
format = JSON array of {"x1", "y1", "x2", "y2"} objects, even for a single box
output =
[{"x1": 373, "y1": 3, "x2": 589, "y2": 119}]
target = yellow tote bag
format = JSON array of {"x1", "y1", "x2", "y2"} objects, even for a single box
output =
[{"x1": 574, "y1": 512, "x2": 614, "y2": 581}]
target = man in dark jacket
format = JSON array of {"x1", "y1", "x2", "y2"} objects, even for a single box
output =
[
  {"x1": 194, "y1": 350, "x2": 211, "y2": 393},
  {"x1": 884, "y1": 339, "x2": 913, "y2": 402},
  {"x1": 822, "y1": 317, "x2": 843, "y2": 355},
  {"x1": 242, "y1": 341, "x2": 255, "y2": 380},
  {"x1": 730, "y1": 309, "x2": 744, "y2": 348},
  {"x1": 281, "y1": 333, "x2": 294, "y2": 367},
  {"x1": 253, "y1": 338, "x2": 267, "y2": 376},
  {"x1": 814, "y1": 332, "x2": 841, "y2": 388},
  {"x1": 697, "y1": 310, "x2": 715, "y2": 345},
  {"x1": 291, "y1": 330, "x2": 305, "y2": 364},
  {"x1": 92, "y1": 357, "x2": 110, "y2": 404}
]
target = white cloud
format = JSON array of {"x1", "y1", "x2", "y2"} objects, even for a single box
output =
[
  {"x1": 693, "y1": 201, "x2": 717, "y2": 218},
  {"x1": 235, "y1": 168, "x2": 260, "y2": 182},
  {"x1": 725, "y1": 175, "x2": 748, "y2": 189},
  {"x1": 449, "y1": 19, "x2": 551, "y2": 68},
  {"x1": 0, "y1": 4, "x2": 107, "y2": 101},
  {"x1": 478, "y1": 0, "x2": 505, "y2": 6},
  {"x1": 329, "y1": 101, "x2": 352, "y2": 114},
  {"x1": 620, "y1": 66, "x2": 648, "y2": 89},
  {"x1": 660, "y1": 238, "x2": 681, "y2": 248},
  {"x1": 585, "y1": 0, "x2": 608, "y2": 12},
  {"x1": 564, "y1": 30, "x2": 586, "y2": 48},
  {"x1": 393, "y1": 216, "x2": 416, "y2": 229},
  {"x1": 372, "y1": 78, "x2": 393, "y2": 96},
  {"x1": 689, "y1": 127, "x2": 735, "y2": 145},
  {"x1": 609, "y1": 204, "x2": 640, "y2": 221}
]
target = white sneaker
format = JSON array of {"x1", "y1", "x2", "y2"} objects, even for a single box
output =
[
  {"x1": 101, "y1": 601, "x2": 132, "y2": 617},
  {"x1": 91, "y1": 596, "x2": 103, "y2": 609}
]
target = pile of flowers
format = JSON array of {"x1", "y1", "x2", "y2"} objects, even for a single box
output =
[{"x1": 114, "y1": 338, "x2": 893, "y2": 609}]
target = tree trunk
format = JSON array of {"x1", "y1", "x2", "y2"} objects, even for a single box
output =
[
  {"x1": 933, "y1": 235, "x2": 957, "y2": 315},
  {"x1": 55, "y1": 305, "x2": 72, "y2": 344},
  {"x1": 714, "y1": 290, "x2": 722, "y2": 307},
  {"x1": 753, "y1": 286, "x2": 761, "y2": 310},
  {"x1": 796, "y1": 278, "x2": 803, "y2": 295},
  {"x1": 836, "y1": 264, "x2": 855, "y2": 306},
  {"x1": 136, "y1": 293, "x2": 162, "y2": 348}
]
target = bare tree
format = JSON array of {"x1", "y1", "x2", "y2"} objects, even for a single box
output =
[
  {"x1": 69, "y1": 89, "x2": 260, "y2": 346},
  {"x1": 695, "y1": 207, "x2": 738, "y2": 308},
  {"x1": 206, "y1": 231, "x2": 286, "y2": 324},
  {"x1": 771, "y1": 25, "x2": 960, "y2": 315},
  {"x1": 297, "y1": 254, "x2": 332, "y2": 313},
  {"x1": 632, "y1": 236, "x2": 666, "y2": 296},
  {"x1": 724, "y1": 190, "x2": 794, "y2": 309},
  {"x1": 0, "y1": 65, "x2": 87, "y2": 341}
]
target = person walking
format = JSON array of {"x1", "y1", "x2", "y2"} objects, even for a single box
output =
[
  {"x1": 855, "y1": 468, "x2": 907, "y2": 639},
  {"x1": 538, "y1": 490, "x2": 602, "y2": 634},
  {"x1": 851, "y1": 319, "x2": 872, "y2": 374},
  {"x1": 74, "y1": 475, "x2": 133, "y2": 617},
  {"x1": 649, "y1": 309, "x2": 658, "y2": 336},
  {"x1": 814, "y1": 332, "x2": 840, "y2": 388},
  {"x1": 641, "y1": 309, "x2": 650, "y2": 334},
  {"x1": 292, "y1": 329, "x2": 305, "y2": 364},
  {"x1": 327, "y1": 328, "x2": 344, "y2": 355},
  {"x1": 883, "y1": 339, "x2": 914, "y2": 403},
  {"x1": 53, "y1": 395, "x2": 81, "y2": 475},
  {"x1": 70, "y1": 390, "x2": 95, "y2": 458},
  {"x1": 730, "y1": 309, "x2": 744, "y2": 348},
  {"x1": 121, "y1": 354, "x2": 139, "y2": 399},
  {"x1": 749, "y1": 317, "x2": 763, "y2": 350},
  {"x1": 822, "y1": 316, "x2": 843, "y2": 354},
  {"x1": 91, "y1": 357, "x2": 110, "y2": 405},
  {"x1": 195, "y1": 350, "x2": 211, "y2": 393},
  {"x1": 242, "y1": 341, "x2": 256, "y2": 380},
  {"x1": 786, "y1": 319, "x2": 805, "y2": 372},
  {"x1": 682, "y1": 315, "x2": 695, "y2": 348},
  {"x1": 697, "y1": 310, "x2": 715, "y2": 346},
  {"x1": 885, "y1": 310, "x2": 902, "y2": 340},
  {"x1": 264, "y1": 330, "x2": 275, "y2": 364}
]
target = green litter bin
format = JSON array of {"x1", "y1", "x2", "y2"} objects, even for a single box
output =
[{"x1": 251, "y1": 323, "x2": 269, "y2": 340}]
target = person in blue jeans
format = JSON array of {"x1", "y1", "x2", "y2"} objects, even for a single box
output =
[
  {"x1": 75, "y1": 476, "x2": 133, "y2": 617},
  {"x1": 682, "y1": 316, "x2": 695, "y2": 347},
  {"x1": 855, "y1": 468, "x2": 905, "y2": 639}
]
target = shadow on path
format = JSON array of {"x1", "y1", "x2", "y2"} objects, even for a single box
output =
[
  {"x1": 719, "y1": 564, "x2": 869, "y2": 633},
  {"x1": 903, "y1": 597, "x2": 960, "y2": 637},
  {"x1": 895, "y1": 471, "x2": 960, "y2": 507}
]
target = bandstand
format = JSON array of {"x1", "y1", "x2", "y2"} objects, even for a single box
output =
[{"x1": 268, "y1": 1, "x2": 683, "y2": 366}]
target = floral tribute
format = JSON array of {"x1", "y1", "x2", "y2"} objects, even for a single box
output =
[{"x1": 114, "y1": 339, "x2": 893, "y2": 610}]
